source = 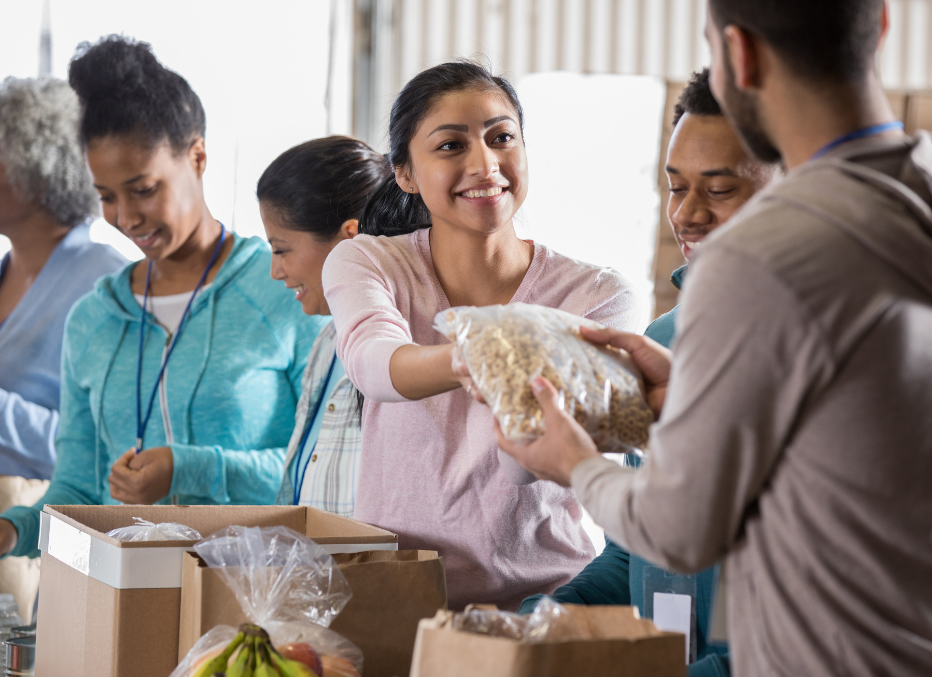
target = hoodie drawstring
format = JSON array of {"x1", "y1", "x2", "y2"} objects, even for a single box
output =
[
  {"x1": 184, "y1": 290, "x2": 219, "y2": 446},
  {"x1": 95, "y1": 322, "x2": 128, "y2": 495}
]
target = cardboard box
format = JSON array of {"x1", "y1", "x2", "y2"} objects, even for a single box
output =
[
  {"x1": 179, "y1": 549, "x2": 447, "y2": 677},
  {"x1": 35, "y1": 504, "x2": 398, "y2": 677},
  {"x1": 409, "y1": 605, "x2": 686, "y2": 677}
]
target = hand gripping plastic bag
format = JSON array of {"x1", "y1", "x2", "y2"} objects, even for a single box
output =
[
  {"x1": 106, "y1": 517, "x2": 202, "y2": 542},
  {"x1": 171, "y1": 526, "x2": 363, "y2": 677},
  {"x1": 436, "y1": 303, "x2": 655, "y2": 452}
]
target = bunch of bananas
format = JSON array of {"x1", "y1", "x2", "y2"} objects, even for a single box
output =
[{"x1": 193, "y1": 624, "x2": 319, "y2": 677}]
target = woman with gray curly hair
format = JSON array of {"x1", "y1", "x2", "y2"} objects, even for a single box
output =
[{"x1": 0, "y1": 76, "x2": 125, "y2": 620}]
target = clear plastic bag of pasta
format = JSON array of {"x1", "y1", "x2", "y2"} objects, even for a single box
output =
[{"x1": 435, "y1": 303, "x2": 655, "y2": 453}]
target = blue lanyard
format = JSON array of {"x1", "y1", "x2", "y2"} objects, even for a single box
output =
[
  {"x1": 293, "y1": 354, "x2": 338, "y2": 505},
  {"x1": 0, "y1": 255, "x2": 7, "y2": 330},
  {"x1": 810, "y1": 121, "x2": 904, "y2": 160},
  {"x1": 135, "y1": 225, "x2": 227, "y2": 453}
]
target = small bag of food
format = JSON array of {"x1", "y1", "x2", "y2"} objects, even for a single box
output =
[
  {"x1": 106, "y1": 517, "x2": 202, "y2": 542},
  {"x1": 436, "y1": 303, "x2": 655, "y2": 452},
  {"x1": 171, "y1": 526, "x2": 363, "y2": 677},
  {"x1": 453, "y1": 598, "x2": 585, "y2": 644}
]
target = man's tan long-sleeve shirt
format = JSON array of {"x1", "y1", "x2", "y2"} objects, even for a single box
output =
[{"x1": 573, "y1": 133, "x2": 932, "y2": 677}]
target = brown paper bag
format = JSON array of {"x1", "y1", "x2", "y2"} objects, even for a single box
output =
[
  {"x1": 329, "y1": 551, "x2": 447, "y2": 676},
  {"x1": 409, "y1": 605, "x2": 686, "y2": 677},
  {"x1": 178, "y1": 550, "x2": 447, "y2": 677}
]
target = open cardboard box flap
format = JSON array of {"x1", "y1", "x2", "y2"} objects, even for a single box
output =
[{"x1": 42, "y1": 503, "x2": 397, "y2": 547}]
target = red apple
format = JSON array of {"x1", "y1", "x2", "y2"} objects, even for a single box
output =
[
  {"x1": 278, "y1": 643, "x2": 323, "y2": 676},
  {"x1": 320, "y1": 655, "x2": 361, "y2": 677}
]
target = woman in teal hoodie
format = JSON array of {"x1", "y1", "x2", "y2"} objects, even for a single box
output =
[{"x1": 0, "y1": 36, "x2": 326, "y2": 558}]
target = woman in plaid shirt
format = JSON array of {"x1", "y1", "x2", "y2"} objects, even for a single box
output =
[{"x1": 257, "y1": 136, "x2": 390, "y2": 516}]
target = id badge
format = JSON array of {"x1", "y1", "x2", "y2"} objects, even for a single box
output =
[{"x1": 643, "y1": 566, "x2": 698, "y2": 664}]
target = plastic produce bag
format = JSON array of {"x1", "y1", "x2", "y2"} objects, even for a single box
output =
[
  {"x1": 453, "y1": 598, "x2": 584, "y2": 644},
  {"x1": 106, "y1": 517, "x2": 202, "y2": 542},
  {"x1": 523, "y1": 597, "x2": 586, "y2": 643},
  {"x1": 436, "y1": 303, "x2": 655, "y2": 452},
  {"x1": 453, "y1": 607, "x2": 527, "y2": 640},
  {"x1": 171, "y1": 526, "x2": 363, "y2": 677}
]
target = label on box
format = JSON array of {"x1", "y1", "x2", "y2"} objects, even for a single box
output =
[
  {"x1": 653, "y1": 592, "x2": 691, "y2": 664},
  {"x1": 46, "y1": 513, "x2": 92, "y2": 575}
]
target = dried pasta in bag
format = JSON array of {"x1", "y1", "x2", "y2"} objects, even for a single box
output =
[{"x1": 436, "y1": 303, "x2": 654, "y2": 452}]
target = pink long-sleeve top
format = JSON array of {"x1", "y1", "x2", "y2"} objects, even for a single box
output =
[{"x1": 322, "y1": 228, "x2": 639, "y2": 609}]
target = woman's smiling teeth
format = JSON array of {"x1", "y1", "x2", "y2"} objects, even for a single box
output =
[
  {"x1": 131, "y1": 230, "x2": 159, "y2": 246},
  {"x1": 462, "y1": 187, "x2": 504, "y2": 198},
  {"x1": 293, "y1": 284, "x2": 307, "y2": 298}
]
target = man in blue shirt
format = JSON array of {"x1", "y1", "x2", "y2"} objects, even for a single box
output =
[{"x1": 645, "y1": 68, "x2": 777, "y2": 347}]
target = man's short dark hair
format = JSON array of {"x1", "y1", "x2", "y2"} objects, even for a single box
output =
[
  {"x1": 672, "y1": 68, "x2": 721, "y2": 128},
  {"x1": 708, "y1": 0, "x2": 885, "y2": 83}
]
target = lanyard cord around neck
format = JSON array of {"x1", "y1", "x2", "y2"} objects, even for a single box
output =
[
  {"x1": 135, "y1": 224, "x2": 227, "y2": 453},
  {"x1": 293, "y1": 354, "x2": 338, "y2": 505},
  {"x1": 810, "y1": 121, "x2": 905, "y2": 161}
]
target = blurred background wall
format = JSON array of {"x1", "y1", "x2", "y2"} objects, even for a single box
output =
[{"x1": 2, "y1": 0, "x2": 931, "y2": 325}]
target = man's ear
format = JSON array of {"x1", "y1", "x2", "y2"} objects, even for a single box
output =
[
  {"x1": 723, "y1": 25, "x2": 762, "y2": 91},
  {"x1": 339, "y1": 218, "x2": 359, "y2": 240},
  {"x1": 189, "y1": 137, "x2": 207, "y2": 178},
  {"x1": 394, "y1": 165, "x2": 417, "y2": 194},
  {"x1": 878, "y1": 0, "x2": 890, "y2": 52}
]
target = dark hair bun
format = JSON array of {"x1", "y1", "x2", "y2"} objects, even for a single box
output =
[
  {"x1": 68, "y1": 34, "x2": 205, "y2": 151},
  {"x1": 68, "y1": 35, "x2": 160, "y2": 102}
]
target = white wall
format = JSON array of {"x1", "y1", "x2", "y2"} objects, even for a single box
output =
[
  {"x1": 0, "y1": 0, "x2": 338, "y2": 260},
  {"x1": 517, "y1": 72, "x2": 665, "y2": 332}
]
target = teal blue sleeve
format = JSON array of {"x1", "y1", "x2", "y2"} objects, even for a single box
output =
[
  {"x1": 1, "y1": 320, "x2": 103, "y2": 559},
  {"x1": 169, "y1": 443, "x2": 287, "y2": 504},
  {"x1": 644, "y1": 306, "x2": 679, "y2": 349},
  {"x1": 689, "y1": 653, "x2": 730, "y2": 677},
  {"x1": 518, "y1": 540, "x2": 633, "y2": 614},
  {"x1": 168, "y1": 314, "x2": 326, "y2": 505}
]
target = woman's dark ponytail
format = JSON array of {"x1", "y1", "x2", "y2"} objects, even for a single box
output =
[
  {"x1": 258, "y1": 136, "x2": 388, "y2": 240},
  {"x1": 358, "y1": 174, "x2": 431, "y2": 236},
  {"x1": 359, "y1": 60, "x2": 524, "y2": 237}
]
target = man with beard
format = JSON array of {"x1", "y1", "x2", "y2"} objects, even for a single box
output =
[
  {"x1": 497, "y1": 1, "x2": 932, "y2": 675},
  {"x1": 518, "y1": 68, "x2": 776, "y2": 677}
]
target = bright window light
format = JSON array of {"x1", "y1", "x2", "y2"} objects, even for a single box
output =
[
  {"x1": 1, "y1": 0, "x2": 335, "y2": 259},
  {"x1": 517, "y1": 72, "x2": 666, "y2": 332}
]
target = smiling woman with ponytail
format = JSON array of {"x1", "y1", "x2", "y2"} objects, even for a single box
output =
[
  {"x1": 0, "y1": 36, "x2": 326, "y2": 561},
  {"x1": 322, "y1": 61, "x2": 640, "y2": 610}
]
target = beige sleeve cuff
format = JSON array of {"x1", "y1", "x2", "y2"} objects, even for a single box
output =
[{"x1": 571, "y1": 455, "x2": 637, "y2": 545}]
